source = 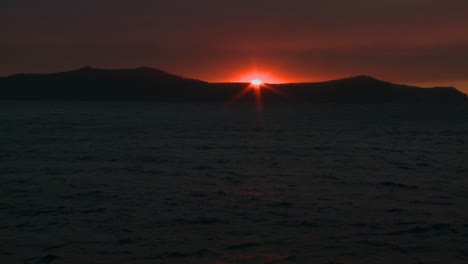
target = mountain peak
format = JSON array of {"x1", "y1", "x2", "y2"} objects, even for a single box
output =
[
  {"x1": 352, "y1": 75, "x2": 378, "y2": 80},
  {"x1": 136, "y1": 66, "x2": 158, "y2": 71},
  {"x1": 324, "y1": 75, "x2": 390, "y2": 87},
  {"x1": 75, "y1": 66, "x2": 179, "y2": 78},
  {"x1": 341, "y1": 75, "x2": 384, "y2": 83},
  {"x1": 75, "y1": 66, "x2": 94, "y2": 72}
]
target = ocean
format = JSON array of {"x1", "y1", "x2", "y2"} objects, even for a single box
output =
[{"x1": 1, "y1": 101, "x2": 467, "y2": 263}]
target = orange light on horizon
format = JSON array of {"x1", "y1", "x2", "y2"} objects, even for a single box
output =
[
  {"x1": 227, "y1": 72, "x2": 289, "y2": 124},
  {"x1": 251, "y1": 79, "x2": 262, "y2": 87},
  {"x1": 235, "y1": 71, "x2": 285, "y2": 84}
]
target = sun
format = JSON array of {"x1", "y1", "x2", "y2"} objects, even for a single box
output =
[
  {"x1": 228, "y1": 70, "x2": 288, "y2": 120},
  {"x1": 251, "y1": 79, "x2": 263, "y2": 87},
  {"x1": 228, "y1": 74, "x2": 288, "y2": 123}
]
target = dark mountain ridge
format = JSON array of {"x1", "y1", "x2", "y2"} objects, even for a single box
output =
[
  {"x1": 0, "y1": 67, "x2": 466, "y2": 102},
  {"x1": 270, "y1": 75, "x2": 466, "y2": 102}
]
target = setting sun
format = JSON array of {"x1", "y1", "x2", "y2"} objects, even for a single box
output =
[
  {"x1": 251, "y1": 79, "x2": 262, "y2": 86},
  {"x1": 235, "y1": 70, "x2": 285, "y2": 84}
]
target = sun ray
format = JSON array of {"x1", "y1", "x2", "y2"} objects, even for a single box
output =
[
  {"x1": 226, "y1": 74, "x2": 289, "y2": 123},
  {"x1": 261, "y1": 84, "x2": 289, "y2": 97},
  {"x1": 253, "y1": 83, "x2": 264, "y2": 123},
  {"x1": 226, "y1": 85, "x2": 253, "y2": 106}
]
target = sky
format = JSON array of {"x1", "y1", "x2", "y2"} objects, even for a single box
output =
[{"x1": 1, "y1": 0, "x2": 468, "y2": 92}]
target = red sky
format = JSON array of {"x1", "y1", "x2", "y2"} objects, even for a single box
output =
[{"x1": 1, "y1": 0, "x2": 467, "y2": 93}]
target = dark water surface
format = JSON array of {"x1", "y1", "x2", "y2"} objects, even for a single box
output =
[{"x1": 1, "y1": 101, "x2": 467, "y2": 263}]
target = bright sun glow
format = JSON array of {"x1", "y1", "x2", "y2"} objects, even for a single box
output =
[
  {"x1": 251, "y1": 79, "x2": 263, "y2": 86},
  {"x1": 236, "y1": 71, "x2": 284, "y2": 84},
  {"x1": 229, "y1": 72, "x2": 288, "y2": 123}
]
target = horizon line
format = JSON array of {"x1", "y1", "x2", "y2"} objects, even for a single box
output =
[{"x1": 0, "y1": 66, "x2": 460, "y2": 90}]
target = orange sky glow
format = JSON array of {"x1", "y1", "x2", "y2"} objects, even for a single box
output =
[{"x1": 1, "y1": 1, "x2": 468, "y2": 93}]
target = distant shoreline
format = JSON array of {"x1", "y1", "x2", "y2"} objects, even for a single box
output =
[{"x1": 1, "y1": 67, "x2": 466, "y2": 102}]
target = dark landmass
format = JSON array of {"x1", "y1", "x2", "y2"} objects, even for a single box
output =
[{"x1": 0, "y1": 67, "x2": 466, "y2": 102}]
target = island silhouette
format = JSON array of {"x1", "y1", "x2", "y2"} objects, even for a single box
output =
[{"x1": 0, "y1": 67, "x2": 466, "y2": 102}]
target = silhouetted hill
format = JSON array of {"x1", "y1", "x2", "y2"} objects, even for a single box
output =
[
  {"x1": 269, "y1": 76, "x2": 467, "y2": 102},
  {"x1": 0, "y1": 67, "x2": 213, "y2": 101},
  {"x1": 0, "y1": 67, "x2": 466, "y2": 102}
]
